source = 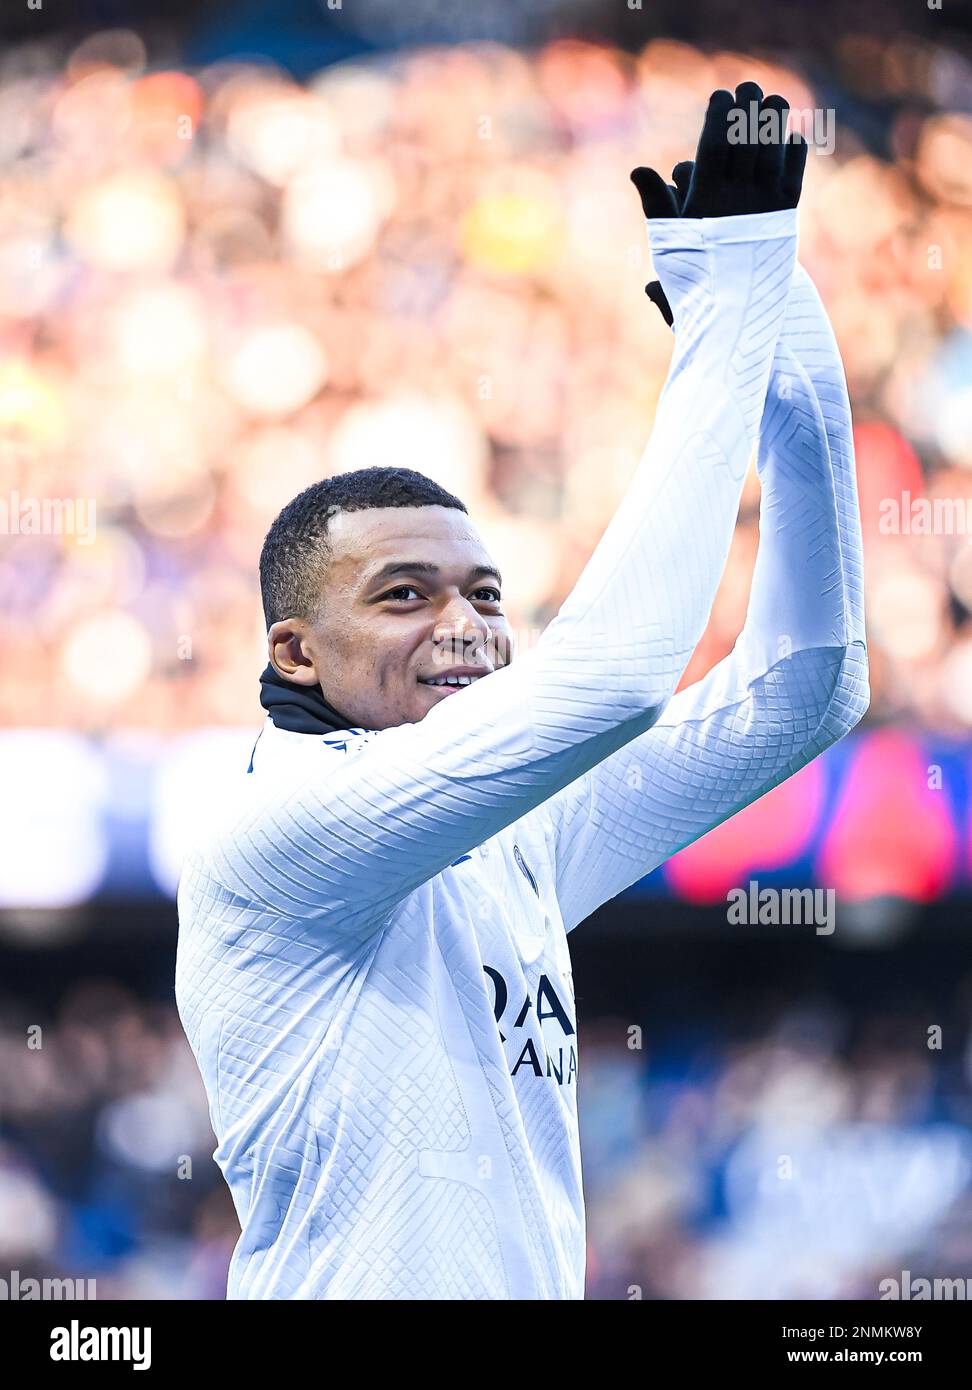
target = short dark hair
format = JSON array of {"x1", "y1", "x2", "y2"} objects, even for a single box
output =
[{"x1": 259, "y1": 466, "x2": 468, "y2": 628}]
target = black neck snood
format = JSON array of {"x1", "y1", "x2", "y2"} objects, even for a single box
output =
[{"x1": 259, "y1": 664, "x2": 364, "y2": 735}]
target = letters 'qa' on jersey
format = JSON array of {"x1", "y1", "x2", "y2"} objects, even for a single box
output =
[{"x1": 176, "y1": 207, "x2": 868, "y2": 1299}]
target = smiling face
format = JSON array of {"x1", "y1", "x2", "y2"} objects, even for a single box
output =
[{"x1": 266, "y1": 505, "x2": 513, "y2": 730}]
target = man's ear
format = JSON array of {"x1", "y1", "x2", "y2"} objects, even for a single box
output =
[{"x1": 268, "y1": 620, "x2": 319, "y2": 687}]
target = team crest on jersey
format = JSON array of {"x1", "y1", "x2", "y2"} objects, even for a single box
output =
[{"x1": 513, "y1": 843, "x2": 539, "y2": 897}]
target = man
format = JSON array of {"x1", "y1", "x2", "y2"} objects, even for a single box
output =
[{"x1": 176, "y1": 82, "x2": 868, "y2": 1299}]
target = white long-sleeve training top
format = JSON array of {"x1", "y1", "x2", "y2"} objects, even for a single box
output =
[{"x1": 175, "y1": 206, "x2": 868, "y2": 1300}]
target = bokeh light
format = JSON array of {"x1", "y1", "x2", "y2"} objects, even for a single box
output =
[{"x1": 0, "y1": 27, "x2": 968, "y2": 740}]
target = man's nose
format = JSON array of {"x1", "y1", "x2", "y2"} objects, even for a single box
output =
[{"x1": 432, "y1": 596, "x2": 491, "y2": 652}]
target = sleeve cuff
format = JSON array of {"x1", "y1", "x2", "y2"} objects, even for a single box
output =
[{"x1": 647, "y1": 206, "x2": 798, "y2": 253}]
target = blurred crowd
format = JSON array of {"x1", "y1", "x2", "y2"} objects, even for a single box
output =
[
  {"x1": 3, "y1": 974, "x2": 971, "y2": 1299},
  {"x1": 582, "y1": 1001, "x2": 972, "y2": 1299},
  {"x1": 0, "y1": 981, "x2": 234, "y2": 1299},
  {"x1": 0, "y1": 28, "x2": 971, "y2": 733}
]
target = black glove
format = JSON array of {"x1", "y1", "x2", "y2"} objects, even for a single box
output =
[
  {"x1": 632, "y1": 82, "x2": 808, "y2": 328},
  {"x1": 642, "y1": 164, "x2": 691, "y2": 329}
]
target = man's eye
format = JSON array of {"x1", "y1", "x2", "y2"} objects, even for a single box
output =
[{"x1": 383, "y1": 586, "x2": 501, "y2": 604}]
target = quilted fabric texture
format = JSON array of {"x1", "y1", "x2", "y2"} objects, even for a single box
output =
[
  {"x1": 175, "y1": 208, "x2": 865, "y2": 1299},
  {"x1": 531, "y1": 263, "x2": 869, "y2": 931}
]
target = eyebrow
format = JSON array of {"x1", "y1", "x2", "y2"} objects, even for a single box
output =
[{"x1": 363, "y1": 560, "x2": 503, "y2": 591}]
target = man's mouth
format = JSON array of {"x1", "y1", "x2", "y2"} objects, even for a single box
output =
[{"x1": 418, "y1": 669, "x2": 490, "y2": 693}]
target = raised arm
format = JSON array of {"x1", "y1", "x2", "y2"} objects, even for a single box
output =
[
  {"x1": 533, "y1": 253, "x2": 869, "y2": 933},
  {"x1": 202, "y1": 193, "x2": 797, "y2": 932}
]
